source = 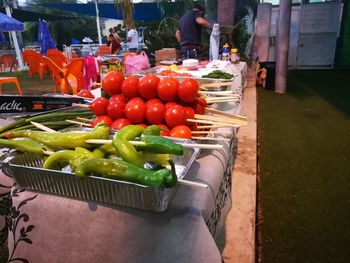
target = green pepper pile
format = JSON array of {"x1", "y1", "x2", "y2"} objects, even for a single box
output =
[
  {"x1": 0, "y1": 123, "x2": 182, "y2": 188},
  {"x1": 201, "y1": 70, "x2": 235, "y2": 79}
]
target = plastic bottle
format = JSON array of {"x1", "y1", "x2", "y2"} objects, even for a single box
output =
[
  {"x1": 221, "y1": 43, "x2": 230, "y2": 61},
  {"x1": 230, "y1": 48, "x2": 238, "y2": 64},
  {"x1": 209, "y1": 23, "x2": 220, "y2": 61}
]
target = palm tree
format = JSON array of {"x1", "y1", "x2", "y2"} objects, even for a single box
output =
[{"x1": 113, "y1": 0, "x2": 134, "y2": 26}]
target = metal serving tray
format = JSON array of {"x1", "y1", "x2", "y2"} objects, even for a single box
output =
[{"x1": 3, "y1": 139, "x2": 200, "y2": 212}]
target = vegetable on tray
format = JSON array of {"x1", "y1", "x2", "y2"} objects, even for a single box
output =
[
  {"x1": 201, "y1": 70, "x2": 234, "y2": 79},
  {"x1": 4, "y1": 123, "x2": 110, "y2": 149},
  {"x1": 75, "y1": 158, "x2": 178, "y2": 188},
  {"x1": 0, "y1": 138, "x2": 52, "y2": 155}
]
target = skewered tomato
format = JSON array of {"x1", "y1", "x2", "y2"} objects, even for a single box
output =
[
  {"x1": 124, "y1": 97, "x2": 146, "y2": 123},
  {"x1": 157, "y1": 124, "x2": 170, "y2": 136},
  {"x1": 101, "y1": 71, "x2": 125, "y2": 95},
  {"x1": 177, "y1": 79, "x2": 199, "y2": 103},
  {"x1": 106, "y1": 100, "x2": 125, "y2": 120},
  {"x1": 121, "y1": 76, "x2": 139, "y2": 98},
  {"x1": 145, "y1": 102, "x2": 165, "y2": 124},
  {"x1": 145, "y1": 98, "x2": 162, "y2": 108},
  {"x1": 157, "y1": 77, "x2": 179, "y2": 101},
  {"x1": 91, "y1": 115, "x2": 113, "y2": 127},
  {"x1": 169, "y1": 125, "x2": 192, "y2": 139},
  {"x1": 109, "y1": 93, "x2": 127, "y2": 104},
  {"x1": 90, "y1": 97, "x2": 109, "y2": 116},
  {"x1": 164, "y1": 104, "x2": 187, "y2": 128},
  {"x1": 110, "y1": 118, "x2": 131, "y2": 130},
  {"x1": 138, "y1": 74, "x2": 160, "y2": 99},
  {"x1": 76, "y1": 89, "x2": 95, "y2": 99}
]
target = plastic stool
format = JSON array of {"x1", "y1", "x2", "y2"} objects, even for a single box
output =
[{"x1": 0, "y1": 77, "x2": 23, "y2": 95}]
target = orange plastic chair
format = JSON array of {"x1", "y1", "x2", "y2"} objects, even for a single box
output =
[
  {"x1": 23, "y1": 50, "x2": 47, "y2": 79},
  {"x1": 0, "y1": 77, "x2": 22, "y2": 95},
  {"x1": 46, "y1": 49, "x2": 68, "y2": 68},
  {"x1": 95, "y1": 45, "x2": 111, "y2": 56},
  {"x1": 43, "y1": 56, "x2": 84, "y2": 95}
]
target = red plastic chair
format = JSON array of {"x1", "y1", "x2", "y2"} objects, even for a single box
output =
[
  {"x1": 23, "y1": 50, "x2": 47, "y2": 79},
  {"x1": 47, "y1": 49, "x2": 68, "y2": 68},
  {"x1": 43, "y1": 56, "x2": 84, "y2": 95}
]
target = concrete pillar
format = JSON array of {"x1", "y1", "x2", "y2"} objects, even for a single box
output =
[
  {"x1": 254, "y1": 3, "x2": 272, "y2": 62},
  {"x1": 275, "y1": 0, "x2": 292, "y2": 94},
  {"x1": 217, "y1": 0, "x2": 236, "y2": 26}
]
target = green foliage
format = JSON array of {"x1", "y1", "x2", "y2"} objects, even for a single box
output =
[{"x1": 21, "y1": 0, "x2": 99, "y2": 49}]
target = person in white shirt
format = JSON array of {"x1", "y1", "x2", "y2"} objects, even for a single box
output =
[{"x1": 127, "y1": 22, "x2": 139, "y2": 50}]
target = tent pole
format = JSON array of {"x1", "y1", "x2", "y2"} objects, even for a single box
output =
[
  {"x1": 3, "y1": 1, "x2": 24, "y2": 71},
  {"x1": 95, "y1": 0, "x2": 102, "y2": 45}
]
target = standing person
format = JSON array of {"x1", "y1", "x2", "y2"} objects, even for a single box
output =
[
  {"x1": 106, "y1": 33, "x2": 121, "y2": 54},
  {"x1": 109, "y1": 27, "x2": 122, "y2": 43},
  {"x1": 175, "y1": 4, "x2": 211, "y2": 59},
  {"x1": 127, "y1": 22, "x2": 139, "y2": 51}
]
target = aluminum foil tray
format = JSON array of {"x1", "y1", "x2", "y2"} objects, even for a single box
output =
[{"x1": 4, "y1": 140, "x2": 200, "y2": 212}]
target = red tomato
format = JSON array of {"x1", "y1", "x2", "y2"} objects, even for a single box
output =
[
  {"x1": 138, "y1": 74, "x2": 160, "y2": 99},
  {"x1": 76, "y1": 89, "x2": 95, "y2": 99},
  {"x1": 191, "y1": 97, "x2": 207, "y2": 115},
  {"x1": 145, "y1": 98, "x2": 162, "y2": 109},
  {"x1": 196, "y1": 96, "x2": 207, "y2": 108},
  {"x1": 157, "y1": 124, "x2": 170, "y2": 136},
  {"x1": 101, "y1": 71, "x2": 125, "y2": 95},
  {"x1": 110, "y1": 118, "x2": 131, "y2": 130},
  {"x1": 91, "y1": 115, "x2": 113, "y2": 127},
  {"x1": 106, "y1": 100, "x2": 125, "y2": 120},
  {"x1": 169, "y1": 125, "x2": 192, "y2": 139},
  {"x1": 164, "y1": 102, "x2": 179, "y2": 110},
  {"x1": 164, "y1": 105, "x2": 187, "y2": 128},
  {"x1": 121, "y1": 76, "x2": 140, "y2": 99},
  {"x1": 109, "y1": 93, "x2": 127, "y2": 104},
  {"x1": 177, "y1": 79, "x2": 199, "y2": 103},
  {"x1": 90, "y1": 97, "x2": 109, "y2": 116},
  {"x1": 192, "y1": 103, "x2": 205, "y2": 115},
  {"x1": 137, "y1": 123, "x2": 148, "y2": 129},
  {"x1": 124, "y1": 97, "x2": 146, "y2": 123},
  {"x1": 145, "y1": 102, "x2": 165, "y2": 124},
  {"x1": 184, "y1": 106, "x2": 195, "y2": 120},
  {"x1": 157, "y1": 77, "x2": 179, "y2": 101}
]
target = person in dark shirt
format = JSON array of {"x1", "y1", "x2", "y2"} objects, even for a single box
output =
[{"x1": 175, "y1": 4, "x2": 211, "y2": 59}]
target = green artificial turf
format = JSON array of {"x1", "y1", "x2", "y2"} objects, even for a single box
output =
[
  {"x1": 0, "y1": 70, "x2": 55, "y2": 95},
  {"x1": 258, "y1": 69, "x2": 350, "y2": 263}
]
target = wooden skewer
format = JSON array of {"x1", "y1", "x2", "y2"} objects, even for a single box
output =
[
  {"x1": 205, "y1": 96, "x2": 239, "y2": 101},
  {"x1": 66, "y1": 119, "x2": 91, "y2": 127},
  {"x1": 200, "y1": 82, "x2": 233, "y2": 88},
  {"x1": 85, "y1": 139, "x2": 224, "y2": 150},
  {"x1": 199, "y1": 90, "x2": 234, "y2": 95},
  {"x1": 194, "y1": 114, "x2": 247, "y2": 126},
  {"x1": 72, "y1": 103, "x2": 90, "y2": 108},
  {"x1": 43, "y1": 150, "x2": 54, "y2": 155},
  {"x1": 191, "y1": 136, "x2": 230, "y2": 142},
  {"x1": 178, "y1": 179, "x2": 208, "y2": 189},
  {"x1": 191, "y1": 130, "x2": 232, "y2": 135},
  {"x1": 91, "y1": 82, "x2": 102, "y2": 86},
  {"x1": 197, "y1": 124, "x2": 234, "y2": 129},
  {"x1": 186, "y1": 118, "x2": 239, "y2": 128},
  {"x1": 30, "y1": 121, "x2": 57, "y2": 133},
  {"x1": 205, "y1": 107, "x2": 248, "y2": 121},
  {"x1": 206, "y1": 99, "x2": 238, "y2": 103},
  {"x1": 200, "y1": 92, "x2": 238, "y2": 97},
  {"x1": 77, "y1": 117, "x2": 94, "y2": 122}
]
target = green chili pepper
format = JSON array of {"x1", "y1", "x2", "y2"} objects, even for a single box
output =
[
  {"x1": 43, "y1": 147, "x2": 95, "y2": 171},
  {"x1": 92, "y1": 144, "x2": 118, "y2": 158},
  {"x1": 136, "y1": 135, "x2": 184, "y2": 155},
  {"x1": 4, "y1": 123, "x2": 110, "y2": 149},
  {"x1": 142, "y1": 125, "x2": 161, "y2": 136},
  {"x1": 75, "y1": 158, "x2": 178, "y2": 188},
  {"x1": 0, "y1": 138, "x2": 52, "y2": 155},
  {"x1": 113, "y1": 125, "x2": 145, "y2": 167}
]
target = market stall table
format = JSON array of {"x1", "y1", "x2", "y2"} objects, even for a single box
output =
[{"x1": 0, "y1": 62, "x2": 247, "y2": 262}]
